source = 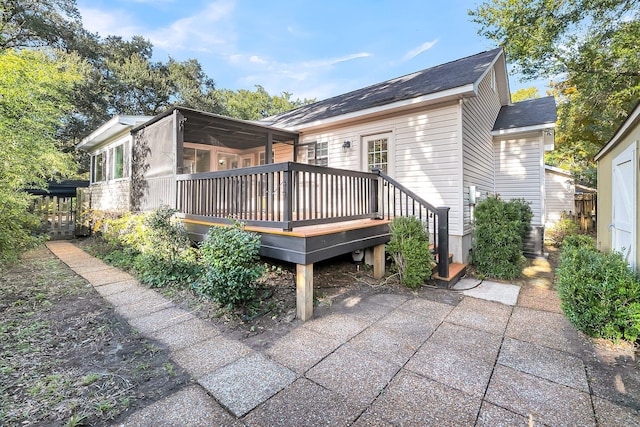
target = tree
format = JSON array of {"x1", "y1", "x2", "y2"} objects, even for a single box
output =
[
  {"x1": 470, "y1": 0, "x2": 640, "y2": 185},
  {"x1": 0, "y1": 48, "x2": 82, "y2": 264},
  {"x1": 0, "y1": 0, "x2": 83, "y2": 49},
  {"x1": 219, "y1": 85, "x2": 314, "y2": 120},
  {"x1": 511, "y1": 87, "x2": 540, "y2": 103}
]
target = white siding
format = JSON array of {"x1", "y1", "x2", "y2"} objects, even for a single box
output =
[
  {"x1": 545, "y1": 168, "x2": 575, "y2": 227},
  {"x1": 462, "y1": 70, "x2": 503, "y2": 233},
  {"x1": 494, "y1": 134, "x2": 545, "y2": 226},
  {"x1": 298, "y1": 102, "x2": 463, "y2": 235}
]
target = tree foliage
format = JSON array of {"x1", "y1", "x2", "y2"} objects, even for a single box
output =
[
  {"x1": 470, "y1": 0, "x2": 640, "y2": 185},
  {"x1": 0, "y1": 0, "x2": 83, "y2": 50},
  {"x1": 218, "y1": 85, "x2": 314, "y2": 121},
  {"x1": 511, "y1": 87, "x2": 540, "y2": 103},
  {"x1": 0, "y1": 48, "x2": 82, "y2": 265}
]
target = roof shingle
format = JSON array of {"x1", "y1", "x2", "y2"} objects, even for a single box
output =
[
  {"x1": 492, "y1": 96, "x2": 557, "y2": 131},
  {"x1": 267, "y1": 48, "x2": 504, "y2": 128}
]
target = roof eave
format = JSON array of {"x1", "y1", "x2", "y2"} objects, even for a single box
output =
[
  {"x1": 283, "y1": 84, "x2": 476, "y2": 131},
  {"x1": 473, "y1": 48, "x2": 509, "y2": 104},
  {"x1": 78, "y1": 115, "x2": 153, "y2": 151},
  {"x1": 491, "y1": 122, "x2": 556, "y2": 136},
  {"x1": 545, "y1": 164, "x2": 573, "y2": 176},
  {"x1": 594, "y1": 102, "x2": 640, "y2": 161}
]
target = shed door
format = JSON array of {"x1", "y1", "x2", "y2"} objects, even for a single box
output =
[{"x1": 612, "y1": 143, "x2": 636, "y2": 268}]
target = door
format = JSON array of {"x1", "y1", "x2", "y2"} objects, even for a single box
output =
[
  {"x1": 612, "y1": 143, "x2": 636, "y2": 268},
  {"x1": 362, "y1": 132, "x2": 393, "y2": 176}
]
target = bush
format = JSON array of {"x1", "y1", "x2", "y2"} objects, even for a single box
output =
[
  {"x1": 387, "y1": 216, "x2": 434, "y2": 289},
  {"x1": 556, "y1": 239, "x2": 640, "y2": 342},
  {"x1": 0, "y1": 195, "x2": 44, "y2": 267},
  {"x1": 546, "y1": 216, "x2": 580, "y2": 247},
  {"x1": 95, "y1": 207, "x2": 198, "y2": 287},
  {"x1": 195, "y1": 223, "x2": 264, "y2": 307},
  {"x1": 471, "y1": 195, "x2": 532, "y2": 280}
]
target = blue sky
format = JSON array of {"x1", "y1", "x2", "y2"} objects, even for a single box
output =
[{"x1": 77, "y1": 0, "x2": 544, "y2": 101}]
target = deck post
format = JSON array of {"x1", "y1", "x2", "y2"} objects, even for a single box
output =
[
  {"x1": 436, "y1": 206, "x2": 450, "y2": 278},
  {"x1": 296, "y1": 263, "x2": 314, "y2": 321},
  {"x1": 373, "y1": 243, "x2": 385, "y2": 279}
]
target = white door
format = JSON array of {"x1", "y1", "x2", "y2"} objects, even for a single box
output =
[{"x1": 612, "y1": 143, "x2": 637, "y2": 268}]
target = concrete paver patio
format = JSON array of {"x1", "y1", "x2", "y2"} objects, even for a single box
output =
[{"x1": 46, "y1": 241, "x2": 640, "y2": 426}]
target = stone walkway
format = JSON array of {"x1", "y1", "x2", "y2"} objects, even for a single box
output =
[{"x1": 46, "y1": 241, "x2": 639, "y2": 426}]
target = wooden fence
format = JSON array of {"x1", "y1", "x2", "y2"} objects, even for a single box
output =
[
  {"x1": 572, "y1": 193, "x2": 597, "y2": 231},
  {"x1": 33, "y1": 196, "x2": 76, "y2": 240}
]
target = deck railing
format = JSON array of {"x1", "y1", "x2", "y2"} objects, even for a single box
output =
[
  {"x1": 372, "y1": 168, "x2": 450, "y2": 278},
  {"x1": 176, "y1": 162, "x2": 379, "y2": 229},
  {"x1": 176, "y1": 162, "x2": 449, "y2": 277}
]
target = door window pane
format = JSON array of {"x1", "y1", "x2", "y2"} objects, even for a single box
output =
[
  {"x1": 196, "y1": 150, "x2": 210, "y2": 172},
  {"x1": 367, "y1": 138, "x2": 388, "y2": 173}
]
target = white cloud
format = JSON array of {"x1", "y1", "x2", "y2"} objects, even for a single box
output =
[
  {"x1": 149, "y1": 0, "x2": 236, "y2": 51},
  {"x1": 231, "y1": 51, "x2": 373, "y2": 99},
  {"x1": 403, "y1": 39, "x2": 439, "y2": 61},
  {"x1": 79, "y1": 7, "x2": 139, "y2": 38},
  {"x1": 301, "y1": 52, "x2": 372, "y2": 69},
  {"x1": 249, "y1": 55, "x2": 268, "y2": 64}
]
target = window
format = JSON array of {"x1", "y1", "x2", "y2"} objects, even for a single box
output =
[
  {"x1": 113, "y1": 145, "x2": 124, "y2": 179},
  {"x1": 314, "y1": 141, "x2": 328, "y2": 166},
  {"x1": 367, "y1": 137, "x2": 388, "y2": 173},
  {"x1": 259, "y1": 150, "x2": 275, "y2": 165},
  {"x1": 92, "y1": 153, "x2": 105, "y2": 182},
  {"x1": 297, "y1": 141, "x2": 328, "y2": 166},
  {"x1": 183, "y1": 147, "x2": 211, "y2": 173},
  {"x1": 490, "y1": 68, "x2": 496, "y2": 92}
]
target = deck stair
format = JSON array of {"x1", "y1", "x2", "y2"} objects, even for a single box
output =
[
  {"x1": 432, "y1": 262, "x2": 467, "y2": 288},
  {"x1": 431, "y1": 247, "x2": 466, "y2": 288}
]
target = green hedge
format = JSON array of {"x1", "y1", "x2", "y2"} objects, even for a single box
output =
[
  {"x1": 195, "y1": 223, "x2": 264, "y2": 307},
  {"x1": 556, "y1": 236, "x2": 640, "y2": 342},
  {"x1": 471, "y1": 195, "x2": 532, "y2": 280},
  {"x1": 94, "y1": 206, "x2": 199, "y2": 288},
  {"x1": 387, "y1": 216, "x2": 434, "y2": 289}
]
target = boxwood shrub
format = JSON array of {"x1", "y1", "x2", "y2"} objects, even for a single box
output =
[
  {"x1": 556, "y1": 236, "x2": 640, "y2": 342},
  {"x1": 195, "y1": 222, "x2": 264, "y2": 307},
  {"x1": 387, "y1": 216, "x2": 434, "y2": 289},
  {"x1": 471, "y1": 195, "x2": 532, "y2": 280}
]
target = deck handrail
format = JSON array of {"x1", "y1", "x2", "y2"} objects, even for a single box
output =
[
  {"x1": 372, "y1": 168, "x2": 450, "y2": 279},
  {"x1": 176, "y1": 162, "x2": 380, "y2": 230},
  {"x1": 175, "y1": 162, "x2": 449, "y2": 278}
]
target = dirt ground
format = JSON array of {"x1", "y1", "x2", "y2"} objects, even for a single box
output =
[{"x1": 0, "y1": 246, "x2": 191, "y2": 426}]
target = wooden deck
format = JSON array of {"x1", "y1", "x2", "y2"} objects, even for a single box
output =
[
  {"x1": 175, "y1": 162, "x2": 452, "y2": 320},
  {"x1": 180, "y1": 215, "x2": 389, "y2": 320},
  {"x1": 181, "y1": 215, "x2": 391, "y2": 265}
]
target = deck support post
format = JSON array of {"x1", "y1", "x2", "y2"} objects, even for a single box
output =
[
  {"x1": 373, "y1": 243, "x2": 385, "y2": 280},
  {"x1": 296, "y1": 263, "x2": 314, "y2": 321}
]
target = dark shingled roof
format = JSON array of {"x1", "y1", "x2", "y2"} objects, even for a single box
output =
[
  {"x1": 26, "y1": 180, "x2": 89, "y2": 197},
  {"x1": 493, "y1": 96, "x2": 557, "y2": 131},
  {"x1": 267, "y1": 48, "x2": 504, "y2": 128}
]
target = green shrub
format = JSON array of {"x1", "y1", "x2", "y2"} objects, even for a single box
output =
[
  {"x1": 0, "y1": 195, "x2": 44, "y2": 267},
  {"x1": 387, "y1": 216, "x2": 434, "y2": 289},
  {"x1": 556, "y1": 240, "x2": 640, "y2": 342},
  {"x1": 471, "y1": 195, "x2": 532, "y2": 280},
  {"x1": 562, "y1": 234, "x2": 596, "y2": 250},
  {"x1": 546, "y1": 216, "x2": 579, "y2": 247},
  {"x1": 195, "y1": 223, "x2": 264, "y2": 307},
  {"x1": 96, "y1": 206, "x2": 198, "y2": 288}
]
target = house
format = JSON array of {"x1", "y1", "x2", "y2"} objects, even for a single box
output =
[
  {"x1": 594, "y1": 101, "x2": 640, "y2": 269},
  {"x1": 264, "y1": 49, "x2": 557, "y2": 259},
  {"x1": 545, "y1": 165, "x2": 575, "y2": 229},
  {"x1": 79, "y1": 48, "x2": 557, "y2": 319}
]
